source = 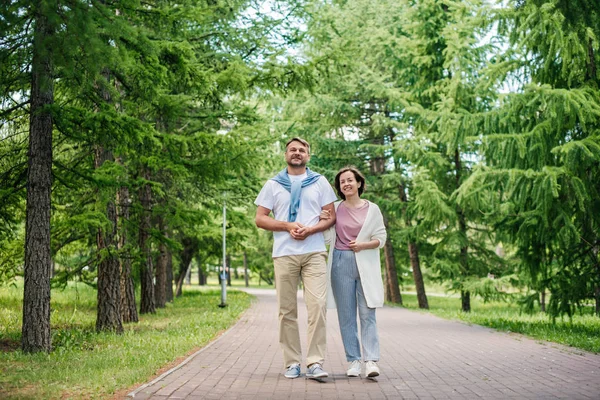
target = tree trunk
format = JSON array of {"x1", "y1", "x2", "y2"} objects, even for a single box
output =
[
  {"x1": 175, "y1": 271, "x2": 185, "y2": 297},
  {"x1": 95, "y1": 146, "x2": 123, "y2": 333},
  {"x1": 118, "y1": 185, "x2": 138, "y2": 323},
  {"x1": 541, "y1": 290, "x2": 546, "y2": 313},
  {"x1": 461, "y1": 290, "x2": 471, "y2": 312},
  {"x1": 370, "y1": 132, "x2": 402, "y2": 304},
  {"x1": 154, "y1": 217, "x2": 167, "y2": 308},
  {"x1": 166, "y1": 249, "x2": 174, "y2": 302},
  {"x1": 408, "y1": 242, "x2": 428, "y2": 308},
  {"x1": 382, "y1": 211, "x2": 402, "y2": 304},
  {"x1": 398, "y1": 181, "x2": 428, "y2": 309},
  {"x1": 198, "y1": 261, "x2": 206, "y2": 286},
  {"x1": 455, "y1": 149, "x2": 470, "y2": 312},
  {"x1": 226, "y1": 255, "x2": 232, "y2": 287},
  {"x1": 587, "y1": 38, "x2": 597, "y2": 81},
  {"x1": 185, "y1": 266, "x2": 191, "y2": 285},
  {"x1": 593, "y1": 242, "x2": 599, "y2": 317},
  {"x1": 383, "y1": 259, "x2": 391, "y2": 302},
  {"x1": 22, "y1": 9, "x2": 54, "y2": 353},
  {"x1": 176, "y1": 237, "x2": 197, "y2": 297},
  {"x1": 383, "y1": 238, "x2": 402, "y2": 304},
  {"x1": 176, "y1": 261, "x2": 191, "y2": 297},
  {"x1": 139, "y1": 176, "x2": 155, "y2": 314},
  {"x1": 154, "y1": 242, "x2": 167, "y2": 308},
  {"x1": 244, "y1": 251, "x2": 249, "y2": 287}
]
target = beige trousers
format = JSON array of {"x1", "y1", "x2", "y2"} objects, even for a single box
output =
[{"x1": 273, "y1": 251, "x2": 328, "y2": 368}]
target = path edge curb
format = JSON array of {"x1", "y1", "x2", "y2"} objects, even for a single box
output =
[{"x1": 127, "y1": 293, "x2": 258, "y2": 398}]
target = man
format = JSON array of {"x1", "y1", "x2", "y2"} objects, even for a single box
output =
[{"x1": 255, "y1": 137, "x2": 337, "y2": 379}]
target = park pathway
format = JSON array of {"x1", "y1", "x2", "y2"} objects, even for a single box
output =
[{"x1": 128, "y1": 288, "x2": 600, "y2": 399}]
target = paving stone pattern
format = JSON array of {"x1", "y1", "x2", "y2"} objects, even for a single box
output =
[{"x1": 128, "y1": 288, "x2": 600, "y2": 399}]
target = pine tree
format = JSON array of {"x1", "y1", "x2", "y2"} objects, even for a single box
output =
[
  {"x1": 21, "y1": 1, "x2": 56, "y2": 352},
  {"x1": 462, "y1": 0, "x2": 600, "y2": 316}
]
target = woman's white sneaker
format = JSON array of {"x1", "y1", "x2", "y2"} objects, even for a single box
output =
[
  {"x1": 365, "y1": 361, "x2": 380, "y2": 377},
  {"x1": 346, "y1": 360, "x2": 361, "y2": 377}
]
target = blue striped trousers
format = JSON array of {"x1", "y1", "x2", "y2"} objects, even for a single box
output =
[{"x1": 331, "y1": 249, "x2": 380, "y2": 362}]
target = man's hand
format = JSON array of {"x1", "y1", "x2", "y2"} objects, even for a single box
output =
[
  {"x1": 290, "y1": 225, "x2": 312, "y2": 240},
  {"x1": 287, "y1": 222, "x2": 305, "y2": 236}
]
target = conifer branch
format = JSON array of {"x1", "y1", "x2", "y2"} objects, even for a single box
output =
[{"x1": 0, "y1": 100, "x2": 30, "y2": 120}]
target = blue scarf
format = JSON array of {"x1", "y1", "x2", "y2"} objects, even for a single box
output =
[{"x1": 271, "y1": 168, "x2": 322, "y2": 222}]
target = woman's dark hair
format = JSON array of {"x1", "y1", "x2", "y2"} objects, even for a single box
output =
[{"x1": 334, "y1": 166, "x2": 366, "y2": 200}]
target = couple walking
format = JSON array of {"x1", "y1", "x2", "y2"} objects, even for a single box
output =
[{"x1": 254, "y1": 137, "x2": 387, "y2": 379}]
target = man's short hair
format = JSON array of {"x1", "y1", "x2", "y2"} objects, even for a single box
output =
[{"x1": 285, "y1": 137, "x2": 311, "y2": 154}]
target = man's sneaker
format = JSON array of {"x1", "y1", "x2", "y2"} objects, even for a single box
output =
[
  {"x1": 365, "y1": 360, "x2": 380, "y2": 377},
  {"x1": 284, "y1": 363, "x2": 301, "y2": 379},
  {"x1": 306, "y1": 363, "x2": 329, "y2": 378},
  {"x1": 346, "y1": 360, "x2": 361, "y2": 377}
]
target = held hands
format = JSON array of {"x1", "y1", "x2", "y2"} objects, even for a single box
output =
[{"x1": 287, "y1": 222, "x2": 312, "y2": 241}]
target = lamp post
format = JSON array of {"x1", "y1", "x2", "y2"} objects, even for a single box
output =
[{"x1": 219, "y1": 194, "x2": 227, "y2": 308}]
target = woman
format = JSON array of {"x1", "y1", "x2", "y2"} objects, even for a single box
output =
[{"x1": 324, "y1": 166, "x2": 387, "y2": 378}]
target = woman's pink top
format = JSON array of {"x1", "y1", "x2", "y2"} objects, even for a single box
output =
[{"x1": 335, "y1": 201, "x2": 370, "y2": 250}]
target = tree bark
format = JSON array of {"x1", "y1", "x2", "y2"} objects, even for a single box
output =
[
  {"x1": 95, "y1": 147, "x2": 123, "y2": 333},
  {"x1": 382, "y1": 215, "x2": 402, "y2": 304},
  {"x1": 408, "y1": 242, "x2": 428, "y2": 308},
  {"x1": 593, "y1": 242, "x2": 599, "y2": 316},
  {"x1": 176, "y1": 237, "x2": 197, "y2": 296},
  {"x1": 154, "y1": 217, "x2": 167, "y2": 308},
  {"x1": 226, "y1": 255, "x2": 231, "y2": 287},
  {"x1": 398, "y1": 181, "x2": 428, "y2": 309},
  {"x1": 118, "y1": 185, "x2": 138, "y2": 323},
  {"x1": 461, "y1": 290, "x2": 471, "y2": 312},
  {"x1": 383, "y1": 238, "x2": 403, "y2": 304},
  {"x1": 455, "y1": 149, "x2": 470, "y2": 312},
  {"x1": 198, "y1": 261, "x2": 206, "y2": 285},
  {"x1": 139, "y1": 175, "x2": 155, "y2": 314},
  {"x1": 175, "y1": 267, "x2": 187, "y2": 297},
  {"x1": 166, "y1": 249, "x2": 174, "y2": 302},
  {"x1": 22, "y1": 8, "x2": 54, "y2": 353},
  {"x1": 244, "y1": 251, "x2": 249, "y2": 287},
  {"x1": 541, "y1": 290, "x2": 546, "y2": 313},
  {"x1": 587, "y1": 38, "x2": 597, "y2": 81},
  {"x1": 370, "y1": 132, "x2": 402, "y2": 304}
]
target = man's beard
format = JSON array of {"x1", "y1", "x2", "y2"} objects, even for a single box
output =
[{"x1": 287, "y1": 158, "x2": 306, "y2": 167}]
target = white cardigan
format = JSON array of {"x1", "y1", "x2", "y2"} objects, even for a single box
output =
[{"x1": 325, "y1": 200, "x2": 387, "y2": 309}]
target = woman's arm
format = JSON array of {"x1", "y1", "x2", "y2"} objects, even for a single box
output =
[
  {"x1": 348, "y1": 239, "x2": 380, "y2": 252},
  {"x1": 350, "y1": 203, "x2": 387, "y2": 252}
]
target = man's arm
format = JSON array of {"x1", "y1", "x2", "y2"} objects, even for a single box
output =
[
  {"x1": 293, "y1": 202, "x2": 336, "y2": 240},
  {"x1": 255, "y1": 206, "x2": 303, "y2": 234}
]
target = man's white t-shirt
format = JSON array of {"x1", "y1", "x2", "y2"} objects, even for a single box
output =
[{"x1": 255, "y1": 173, "x2": 337, "y2": 258}]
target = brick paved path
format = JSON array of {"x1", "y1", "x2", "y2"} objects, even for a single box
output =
[{"x1": 128, "y1": 288, "x2": 600, "y2": 399}]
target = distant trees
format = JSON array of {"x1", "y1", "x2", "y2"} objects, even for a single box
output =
[
  {"x1": 273, "y1": 0, "x2": 600, "y2": 317},
  {"x1": 2, "y1": 0, "x2": 599, "y2": 356},
  {"x1": 1, "y1": 0, "x2": 308, "y2": 352}
]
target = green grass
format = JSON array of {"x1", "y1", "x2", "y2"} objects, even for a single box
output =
[
  {"x1": 0, "y1": 281, "x2": 252, "y2": 399},
  {"x1": 398, "y1": 292, "x2": 600, "y2": 354}
]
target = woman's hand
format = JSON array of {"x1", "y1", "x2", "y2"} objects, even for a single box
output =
[
  {"x1": 319, "y1": 209, "x2": 332, "y2": 220},
  {"x1": 349, "y1": 240, "x2": 367, "y2": 252},
  {"x1": 349, "y1": 239, "x2": 379, "y2": 252}
]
